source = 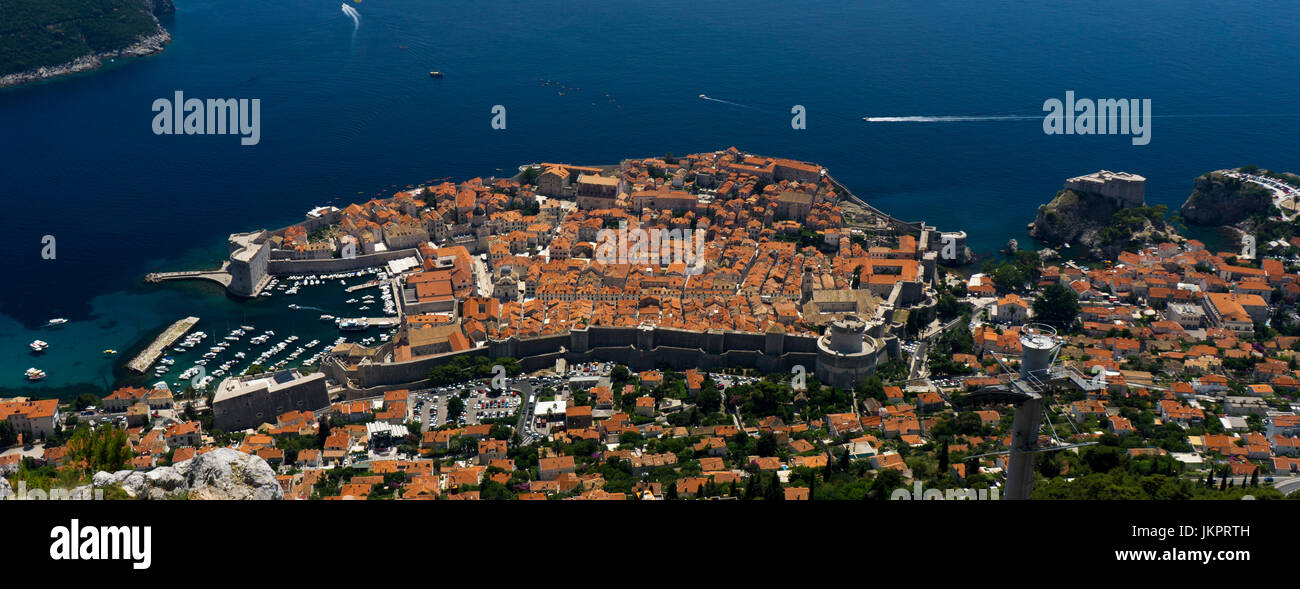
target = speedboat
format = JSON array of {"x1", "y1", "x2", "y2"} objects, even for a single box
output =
[
  {"x1": 103, "y1": 349, "x2": 118, "y2": 357},
  {"x1": 46, "y1": 318, "x2": 68, "y2": 327}
]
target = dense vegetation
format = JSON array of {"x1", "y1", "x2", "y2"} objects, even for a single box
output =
[
  {"x1": 0, "y1": 0, "x2": 163, "y2": 76},
  {"x1": 426, "y1": 355, "x2": 521, "y2": 387},
  {"x1": 1032, "y1": 283, "x2": 1080, "y2": 329}
]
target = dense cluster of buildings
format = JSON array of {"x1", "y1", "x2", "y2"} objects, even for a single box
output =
[{"x1": 223, "y1": 148, "x2": 965, "y2": 393}]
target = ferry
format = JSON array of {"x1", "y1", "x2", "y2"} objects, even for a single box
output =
[
  {"x1": 46, "y1": 318, "x2": 68, "y2": 327},
  {"x1": 29, "y1": 340, "x2": 49, "y2": 352},
  {"x1": 25, "y1": 367, "x2": 46, "y2": 381}
]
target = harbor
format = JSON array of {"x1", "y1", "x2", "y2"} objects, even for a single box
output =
[
  {"x1": 126, "y1": 316, "x2": 200, "y2": 374},
  {"x1": 110, "y1": 266, "x2": 404, "y2": 392}
]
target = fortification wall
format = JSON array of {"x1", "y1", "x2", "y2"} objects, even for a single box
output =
[
  {"x1": 265, "y1": 248, "x2": 422, "y2": 275},
  {"x1": 341, "y1": 323, "x2": 852, "y2": 390}
]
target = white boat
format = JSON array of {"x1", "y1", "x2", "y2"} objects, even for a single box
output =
[
  {"x1": 320, "y1": 314, "x2": 335, "y2": 321},
  {"x1": 46, "y1": 318, "x2": 68, "y2": 327},
  {"x1": 25, "y1": 367, "x2": 46, "y2": 381},
  {"x1": 29, "y1": 340, "x2": 49, "y2": 352}
]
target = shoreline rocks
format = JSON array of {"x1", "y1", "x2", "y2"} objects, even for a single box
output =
[
  {"x1": 1179, "y1": 171, "x2": 1273, "y2": 226},
  {"x1": 0, "y1": 26, "x2": 172, "y2": 90},
  {"x1": 1027, "y1": 172, "x2": 1179, "y2": 260}
]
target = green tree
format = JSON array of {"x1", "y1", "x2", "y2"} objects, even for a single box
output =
[
  {"x1": 0, "y1": 420, "x2": 17, "y2": 447},
  {"x1": 74, "y1": 393, "x2": 100, "y2": 411},
  {"x1": 1032, "y1": 283, "x2": 1080, "y2": 328},
  {"x1": 447, "y1": 396, "x2": 465, "y2": 422}
]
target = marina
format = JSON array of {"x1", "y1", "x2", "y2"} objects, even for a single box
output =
[
  {"x1": 125, "y1": 267, "x2": 402, "y2": 391},
  {"x1": 125, "y1": 316, "x2": 200, "y2": 374}
]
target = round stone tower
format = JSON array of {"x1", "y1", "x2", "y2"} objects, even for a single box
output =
[{"x1": 815, "y1": 315, "x2": 878, "y2": 389}]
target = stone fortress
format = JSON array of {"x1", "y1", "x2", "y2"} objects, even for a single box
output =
[{"x1": 1064, "y1": 170, "x2": 1146, "y2": 207}]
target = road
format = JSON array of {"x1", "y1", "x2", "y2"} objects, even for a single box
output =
[
  {"x1": 473, "y1": 258, "x2": 493, "y2": 297},
  {"x1": 1273, "y1": 475, "x2": 1300, "y2": 496},
  {"x1": 513, "y1": 380, "x2": 539, "y2": 444}
]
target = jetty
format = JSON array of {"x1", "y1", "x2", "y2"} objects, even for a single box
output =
[
  {"x1": 126, "y1": 316, "x2": 200, "y2": 373},
  {"x1": 145, "y1": 261, "x2": 232, "y2": 288},
  {"x1": 345, "y1": 279, "x2": 383, "y2": 293},
  {"x1": 337, "y1": 317, "x2": 399, "y2": 330}
]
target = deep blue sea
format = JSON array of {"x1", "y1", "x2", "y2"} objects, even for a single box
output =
[{"x1": 2, "y1": 0, "x2": 1299, "y2": 396}]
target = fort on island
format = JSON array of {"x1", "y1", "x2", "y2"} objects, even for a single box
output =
[
  {"x1": 166, "y1": 148, "x2": 967, "y2": 414},
  {"x1": 1064, "y1": 170, "x2": 1146, "y2": 207}
]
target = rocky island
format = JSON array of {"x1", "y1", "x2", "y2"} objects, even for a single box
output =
[
  {"x1": 1179, "y1": 167, "x2": 1297, "y2": 226},
  {"x1": 0, "y1": 0, "x2": 175, "y2": 89},
  {"x1": 1027, "y1": 170, "x2": 1179, "y2": 259}
]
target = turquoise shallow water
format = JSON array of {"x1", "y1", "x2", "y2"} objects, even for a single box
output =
[{"x1": 2, "y1": 0, "x2": 1299, "y2": 396}]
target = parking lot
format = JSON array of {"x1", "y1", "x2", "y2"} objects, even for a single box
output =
[{"x1": 413, "y1": 381, "x2": 522, "y2": 430}]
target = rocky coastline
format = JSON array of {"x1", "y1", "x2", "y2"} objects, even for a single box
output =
[
  {"x1": 0, "y1": 30, "x2": 172, "y2": 90},
  {"x1": 1179, "y1": 171, "x2": 1272, "y2": 226},
  {"x1": 1027, "y1": 171, "x2": 1180, "y2": 260},
  {"x1": 0, "y1": 0, "x2": 175, "y2": 89}
]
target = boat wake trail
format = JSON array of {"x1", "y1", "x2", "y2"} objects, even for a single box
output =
[
  {"x1": 699, "y1": 94, "x2": 754, "y2": 109},
  {"x1": 341, "y1": 4, "x2": 360, "y2": 32},
  {"x1": 863, "y1": 115, "x2": 1040, "y2": 122}
]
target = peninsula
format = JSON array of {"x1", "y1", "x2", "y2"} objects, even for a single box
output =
[
  {"x1": 10, "y1": 151, "x2": 1300, "y2": 504},
  {"x1": 0, "y1": 0, "x2": 175, "y2": 89}
]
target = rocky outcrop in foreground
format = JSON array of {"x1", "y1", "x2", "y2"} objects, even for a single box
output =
[
  {"x1": 1179, "y1": 172, "x2": 1273, "y2": 226},
  {"x1": 92, "y1": 448, "x2": 283, "y2": 500}
]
